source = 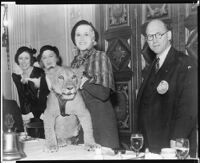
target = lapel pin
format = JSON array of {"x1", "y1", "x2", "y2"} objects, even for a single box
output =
[{"x1": 157, "y1": 80, "x2": 169, "y2": 94}]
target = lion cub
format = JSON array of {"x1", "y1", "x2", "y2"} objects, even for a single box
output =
[{"x1": 43, "y1": 66, "x2": 98, "y2": 152}]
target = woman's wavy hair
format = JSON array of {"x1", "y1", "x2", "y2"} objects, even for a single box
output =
[
  {"x1": 14, "y1": 46, "x2": 37, "y2": 66},
  {"x1": 37, "y1": 45, "x2": 62, "y2": 68}
]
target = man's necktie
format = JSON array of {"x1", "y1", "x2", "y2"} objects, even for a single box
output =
[{"x1": 155, "y1": 57, "x2": 160, "y2": 73}]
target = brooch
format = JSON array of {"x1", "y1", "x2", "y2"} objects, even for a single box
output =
[{"x1": 157, "y1": 80, "x2": 169, "y2": 94}]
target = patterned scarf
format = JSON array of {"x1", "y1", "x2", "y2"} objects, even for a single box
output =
[{"x1": 71, "y1": 48, "x2": 115, "y2": 91}]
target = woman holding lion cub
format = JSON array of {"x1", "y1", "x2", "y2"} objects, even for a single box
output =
[{"x1": 70, "y1": 20, "x2": 120, "y2": 149}]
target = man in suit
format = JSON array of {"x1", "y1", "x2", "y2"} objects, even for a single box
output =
[{"x1": 137, "y1": 19, "x2": 197, "y2": 157}]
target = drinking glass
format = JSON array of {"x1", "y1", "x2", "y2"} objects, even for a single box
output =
[
  {"x1": 130, "y1": 133, "x2": 144, "y2": 158},
  {"x1": 175, "y1": 138, "x2": 189, "y2": 159},
  {"x1": 23, "y1": 120, "x2": 30, "y2": 139}
]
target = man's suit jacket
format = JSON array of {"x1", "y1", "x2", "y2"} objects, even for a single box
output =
[{"x1": 137, "y1": 47, "x2": 197, "y2": 156}]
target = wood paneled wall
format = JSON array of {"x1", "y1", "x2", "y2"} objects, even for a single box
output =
[{"x1": 96, "y1": 3, "x2": 198, "y2": 138}]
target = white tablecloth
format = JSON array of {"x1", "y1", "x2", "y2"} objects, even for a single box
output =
[
  {"x1": 17, "y1": 138, "x2": 151, "y2": 160},
  {"x1": 3, "y1": 137, "x2": 196, "y2": 161}
]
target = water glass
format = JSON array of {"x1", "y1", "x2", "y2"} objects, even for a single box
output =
[
  {"x1": 130, "y1": 133, "x2": 144, "y2": 158},
  {"x1": 175, "y1": 138, "x2": 189, "y2": 159}
]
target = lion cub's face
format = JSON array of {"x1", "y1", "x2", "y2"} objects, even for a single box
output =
[{"x1": 51, "y1": 67, "x2": 83, "y2": 100}]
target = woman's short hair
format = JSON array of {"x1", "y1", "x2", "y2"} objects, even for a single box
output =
[
  {"x1": 71, "y1": 19, "x2": 99, "y2": 46},
  {"x1": 37, "y1": 45, "x2": 62, "y2": 68},
  {"x1": 14, "y1": 46, "x2": 37, "y2": 66}
]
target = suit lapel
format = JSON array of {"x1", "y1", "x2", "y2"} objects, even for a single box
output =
[
  {"x1": 137, "y1": 58, "x2": 157, "y2": 105},
  {"x1": 137, "y1": 47, "x2": 176, "y2": 106}
]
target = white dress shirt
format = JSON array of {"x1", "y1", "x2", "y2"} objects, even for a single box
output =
[{"x1": 156, "y1": 45, "x2": 171, "y2": 69}]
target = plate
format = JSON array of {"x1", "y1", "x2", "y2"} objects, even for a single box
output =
[
  {"x1": 19, "y1": 135, "x2": 43, "y2": 142},
  {"x1": 121, "y1": 151, "x2": 145, "y2": 159},
  {"x1": 145, "y1": 152, "x2": 163, "y2": 159}
]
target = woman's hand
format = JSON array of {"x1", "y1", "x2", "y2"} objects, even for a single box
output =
[
  {"x1": 80, "y1": 76, "x2": 89, "y2": 89},
  {"x1": 21, "y1": 77, "x2": 29, "y2": 84},
  {"x1": 26, "y1": 77, "x2": 41, "y2": 88},
  {"x1": 20, "y1": 77, "x2": 41, "y2": 88}
]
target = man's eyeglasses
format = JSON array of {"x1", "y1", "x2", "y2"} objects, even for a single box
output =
[{"x1": 146, "y1": 31, "x2": 168, "y2": 41}]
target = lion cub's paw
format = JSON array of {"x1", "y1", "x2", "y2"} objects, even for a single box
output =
[
  {"x1": 57, "y1": 138, "x2": 69, "y2": 147},
  {"x1": 84, "y1": 143, "x2": 101, "y2": 151},
  {"x1": 43, "y1": 144, "x2": 59, "y2": 153}
]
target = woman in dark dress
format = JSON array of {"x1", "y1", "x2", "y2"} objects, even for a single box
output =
[
  {"x1": 70, "y1": 20, "x2": 120, "y2": 149},
  {"x1": 12, "y1": 46, "x2": 46, "y2": 123}
]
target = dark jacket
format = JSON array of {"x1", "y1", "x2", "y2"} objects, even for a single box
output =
[
  {"x1": 81, "y1": 81, "x2": 120, "y2": 149},
  {"x1": 12, "y1": 67, "x2": 46, "y2": 118},
  {"x1": 137, "y1": 47, "x2": 197, "y2": 157},
  {"x1": 71, "y1": 48, "x2": 120, "y2": 149}
]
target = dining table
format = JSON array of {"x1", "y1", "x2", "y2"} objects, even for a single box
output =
[
  {"x1": 12, "y1": 136, "x2": 168, "y2": 161},
  {"x1": 2, "y1": 135, "x2": 197, "y2": 162}
]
